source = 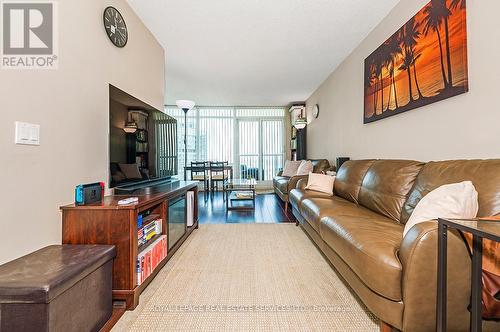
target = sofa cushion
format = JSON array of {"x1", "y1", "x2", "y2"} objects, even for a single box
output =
[
  {"x1": 300, "y1": 196, "x2": 379, "y2": 233},
  {"x1": 334, "y1": 160, "x2": 375, "y2": 204},
  {"x1": 358, "y1": 160, "x2": 424, "y2": 222},
  {"x1": 401, "y1": 159, "x2": 500, "y2": 224},
  {"x1": 320, "y1": 215, "x2": 404, "y2": 301},
  {"x1": 289, "y1": 188, "x2": 333, "y2": 211},
  {"x1": 273, "y1": 176, "x2": 290, "y2": 194}
]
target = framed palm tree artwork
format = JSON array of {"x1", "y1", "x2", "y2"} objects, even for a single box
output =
[{"x1": 364, "y1": 0, "x2": 468, "y2": 124}]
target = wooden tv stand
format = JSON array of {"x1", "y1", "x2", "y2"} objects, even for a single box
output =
[{"x1": 60, "y1": 181, "x2": 198, "y2": 310}]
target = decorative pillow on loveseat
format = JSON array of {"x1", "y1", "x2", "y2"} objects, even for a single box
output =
[
  {"x1": 305, "y1": 172, "x2": 335, "y2": 196},
  {"x1": 297, "y1": 160, "x2": 314, "y2": 175},
  {"x1": 403, "y1": 181, "x2": 479, "y2": 237},
  {"x1": 282, "y1": 160, "x2": 302, "y2": 177}
]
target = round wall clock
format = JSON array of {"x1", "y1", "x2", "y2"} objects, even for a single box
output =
[
  {"x1": 103, "y1": 6, "x2": 128, "y2": 48},
  {"x1": 313, "y1": 104, "x2": 320, "y2": 118}
]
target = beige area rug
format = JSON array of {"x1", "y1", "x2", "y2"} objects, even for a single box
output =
[{"x1": 112, "y1": 224, "x2": 378, "y2": 332}]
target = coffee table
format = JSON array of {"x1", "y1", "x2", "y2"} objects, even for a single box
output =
[
  {"x1": 437, "y1": 218, "x2": 500, "y2": 332},
  {"x1": 224, "y1": 179, "x2": 256, "y2": 211}
]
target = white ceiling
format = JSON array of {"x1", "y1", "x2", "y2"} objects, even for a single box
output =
[{"x1": 127, "y1": 0, "x2": 400, "y2": 106}]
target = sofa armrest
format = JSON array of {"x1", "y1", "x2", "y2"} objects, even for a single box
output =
[
  {"x1": 276, "y1": 170, "x2": 283, "y2": 176},
  {"x1": 399, "y1": 221, "x2": 471, "y2": 331},
  {"x1": 288, "y1": 175, "x2": 308, "y2": 192},
  {"x1": 296, "y1": 178, "x2": 308, "y2": 190}
]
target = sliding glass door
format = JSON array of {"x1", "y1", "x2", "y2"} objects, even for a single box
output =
[
  {"x1": 238, "y1": 120, "x2": 260, "y2": 180},
  {"x1": 237, "y1": 118, "x2": 284, "y2": 181},
  {"x1": 261, "y1": 120, "x2": 284, "y2": 181},
  {"x1": 166, "y1": 106, "x2": 285, "y2": 185}
]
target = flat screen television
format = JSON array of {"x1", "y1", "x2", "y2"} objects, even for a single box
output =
[{"x1": 109, "y1": 85, "x2": 178, "y2": 189}]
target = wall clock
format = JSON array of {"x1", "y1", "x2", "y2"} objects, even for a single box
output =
[
  {"x1": 313, "y1": 104, "x2": 320, "y2": 119},
  {"x1": 103, "y1": 6, "x2": 128, "y2": 48}
]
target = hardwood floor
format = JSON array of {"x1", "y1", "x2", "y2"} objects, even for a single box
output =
[{"x1": 198, "y1": 192, "x2": 295, "y2": 224}]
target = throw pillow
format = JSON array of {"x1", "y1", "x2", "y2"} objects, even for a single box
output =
[
  {"x1": 282, "y1": 160, "x2": 302, "y2": 177},
  {"x1": 297, "y1": 160, "x2": 314, "y2": 176},
  {"x1": 112, "y1": 170, "x2": 126, "y2": 183},
  {"x1": 119, "y1": 163, "x2": 143, "y2": 179},
  {"x1": 305, "y1": 172, "x2": 335, "y2": 196},
  {"x1": 403, "y1": 181, "x2": 479, "y2": 237}
]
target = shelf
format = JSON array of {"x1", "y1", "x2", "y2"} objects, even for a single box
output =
[
  {"x1": 138, "y1": 234, "x2": 163, "y2": 256},
  {"x1": 140, "y1": 214, "x2": 160, "y2": 228}
]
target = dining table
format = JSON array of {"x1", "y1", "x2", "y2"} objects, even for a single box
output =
[{"x1": 183, "y1": 164, "x2": 234, "y2": 181}]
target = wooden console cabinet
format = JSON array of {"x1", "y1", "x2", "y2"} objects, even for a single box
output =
[{"x1": 61, "y1": 181, "x2": 198, "y2": 310}]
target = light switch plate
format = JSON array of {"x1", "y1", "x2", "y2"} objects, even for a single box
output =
[{"x1": 15, "y1": 121, "x2": 40, "y2": 145}]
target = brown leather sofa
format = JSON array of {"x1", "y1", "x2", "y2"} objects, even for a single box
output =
[
  {"x1": 273, "y1": 159, "x2": 333, "y2": 211},
  {"x1": 290, "y1": 159, "x2": 500, "y2": 332}
]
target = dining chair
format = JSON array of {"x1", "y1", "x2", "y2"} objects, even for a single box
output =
[
  {"x1": 190, "y1": 161, "x2": 208, "y2": 201},
  {"x1": 209, "y1": 161, "x2": 229, "y2": 200}
]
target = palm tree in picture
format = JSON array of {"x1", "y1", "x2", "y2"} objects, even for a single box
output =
[
  {"x1": 386, "y1": 32, "x2": 402, "y2": 110},
  {"x1": 438, "y1": 0, "x2": 453, "y2": 87},
  {"x1": 412, "y1": 52, "x2": 424, "y2": 99},
  {"x1": 404, "y1": 17, "x2": 424, "y2": 99},
  {"x1": 381, "y1": 42, "x2": 394, "y2": 112},
  {"x1": 365, "y1": 59, "x2": 378, "y2": 116},
  {"x1": 450, "y1": 0, "x2": 466, "y2": 11},
  {"x1": 423, "y1": 0, "x2": 450, "y2": 90},
  {"x1": 398, "y1": 49, "x2": 414, "y2": 103},
  {"x1": 371, "y1": 62, "x2": 378, "y2": 114},
  {"x1": 373, "y1": 48, "x2": 384, "y2": 115}
]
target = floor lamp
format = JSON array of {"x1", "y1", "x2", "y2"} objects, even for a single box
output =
[{"x1": 176, "y1": 100, "x2": 196, "y2": 180}]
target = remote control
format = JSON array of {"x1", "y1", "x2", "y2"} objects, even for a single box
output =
[{"x1": 118, "y1": 197, "x2": 139, "y2": 205}]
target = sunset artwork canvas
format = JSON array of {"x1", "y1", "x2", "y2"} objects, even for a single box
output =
[{"x1": 364, "y1": 0, "x2": 468, "y2": 124}]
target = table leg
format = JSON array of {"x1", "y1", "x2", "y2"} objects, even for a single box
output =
[
  {"x1": 253, "y1": 188, "x2": 255, "y2": 209},
  {"x1": 471, "y1": 234, "x2": 483, "y2": 332},
  {"x1": 437, "y1": 221, "x2": 448, "y2": 332},
  {"x1": 225, "y1": 188, "x2": 229, "y2": 211}
]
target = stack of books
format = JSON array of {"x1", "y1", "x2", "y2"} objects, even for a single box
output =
[
  {"x1": 137, "y1": 217, "x2": 162, "y2": 247},
  {"x1": 136, "y1": 235, "x2": 167, "y2": 285}
]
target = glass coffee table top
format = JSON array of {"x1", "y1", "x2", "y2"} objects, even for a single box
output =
[
  {"x1": 225, "y1": 178, "x2": 257, "y2": 188},
  {"x1": 439, "y1": 218, "x2": 500, "y2": 241}
]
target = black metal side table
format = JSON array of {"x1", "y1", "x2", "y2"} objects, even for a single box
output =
[{"x1": 437, "y1": 218, "x2": 500, "y2": 332}]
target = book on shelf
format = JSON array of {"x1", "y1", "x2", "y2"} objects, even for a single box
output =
[
  {"x1": 136, "y1": 235, "x2": 167, "y2": 286},
  {"x1": 137, "y1": 218, "x2": 163, "y2": 247}
]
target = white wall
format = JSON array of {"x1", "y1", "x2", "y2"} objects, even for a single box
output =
[
  {"x1": 306, "y1": 0, "x2": 500, "y2": 163},
  {"x1": 0, "y1": 0, "x2": 165, "y2": 264}
]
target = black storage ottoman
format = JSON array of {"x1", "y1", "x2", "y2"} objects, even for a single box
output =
[{"x1": 0, "y1": 245, "x2": 116, "y2": 332}]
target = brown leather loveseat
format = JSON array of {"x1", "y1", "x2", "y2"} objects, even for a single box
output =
[
  {"x1": 273, "y1": 159, "x2": 333, "y2": 211},
  {"x1": 290, "y1": 159, "x2": 500, "y2": 331}
]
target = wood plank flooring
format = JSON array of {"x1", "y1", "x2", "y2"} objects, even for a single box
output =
[{"x1": 198, "y1": 192, "x2": 295, "y2": 224}]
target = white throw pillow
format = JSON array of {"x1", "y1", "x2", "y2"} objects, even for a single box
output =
[
  {"x1": 305, "y1": 172, "x2": 335, "y2": 196},
  {"x1": 403, "y1": 181, "x2": 479, "y2": 237},
  {"x1": 282, "y1": 160, "x2": 302, "y2": 177},
  {"x1": 297, "y1": 160, "x2": 314, "y2": 176}
]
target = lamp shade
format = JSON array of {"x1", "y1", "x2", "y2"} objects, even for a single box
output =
[
  {"x1": 176, "y1": 100, "x2": 196, "y2": 112},
  {"x1": 294, "y1": 117, "x2": 307, "y2": 130},
  {"x1": 123, "y1": 121, "x2": 138, "y2": 133}
]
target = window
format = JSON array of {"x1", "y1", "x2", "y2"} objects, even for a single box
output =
[{"x1": 165, "y1": 106, "x2": 285, "y2": 183}]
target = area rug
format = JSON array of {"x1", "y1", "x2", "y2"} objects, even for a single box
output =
[{"x1": 113, "y1": 224, "x2": 378, "y2": 331}]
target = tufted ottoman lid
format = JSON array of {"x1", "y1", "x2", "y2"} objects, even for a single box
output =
[{"x1": 0, "y1": 245, "x2": 116, "y2": 304}]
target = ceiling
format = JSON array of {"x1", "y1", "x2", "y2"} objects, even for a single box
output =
[{"x1": 127, "y1": 0, "x2": 400, "y2": 106}]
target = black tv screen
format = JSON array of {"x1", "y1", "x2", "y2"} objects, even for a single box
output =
[{"x1": 109, "y1": 85, "x2": 178, "y2": 188}]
